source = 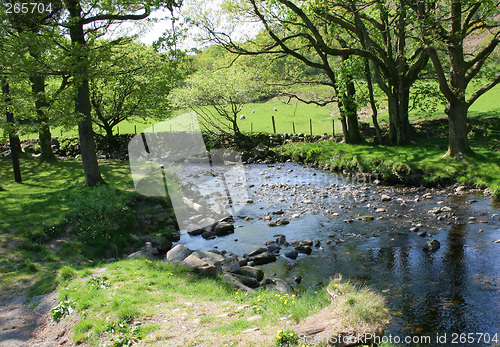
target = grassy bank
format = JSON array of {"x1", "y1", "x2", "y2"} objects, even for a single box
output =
[
  {"x1": 54, "y1": 258, "x2": 333, "y2": 345},
  {"x1": 276, "y1": 117, "x2": 500, "y2": 198}
]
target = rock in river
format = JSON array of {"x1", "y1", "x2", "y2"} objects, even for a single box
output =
[
  {"x1": 238, "y1": 266, "x2": 264, "y2": 282},
  {"x1": 248, "y1": 251, "x2": 277, "y2": 265},
  {"x1": 295, "y1": 245, "x2": 312, "y2": 255},
  {"x1": 381, "y1": 194, "x2": 391, "y2": 202},
  {"x1": 187, "y1": 223, "x2": 204, "y2": 236},
  {"x1": 423, "y1": 239, "x2": 441, "y2": 252},
  {"x1": 284, "y1": 249, "x2": 298, "y2": 260}
]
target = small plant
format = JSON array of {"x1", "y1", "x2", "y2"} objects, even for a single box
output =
[
  {"x1": 111, "y1": 333, "x2": 138, "y2": 347},
  {"x1": 86, "y1": 275, "x2": 111, "y2": 290},
  {"x1": 51, "y1": 297, "x2": 74, "y2": 322},
  {"x1": 275, "y1": 329, "x2": 299, "y2": 346},
  {"x1": 104, "y1": 321, "x2": 140, "y2": 347},
  {"x1": 57, "y1": 265, "x2": 78, "y2": 284},
  {"x1": 24, "y1": 224, "x2": 63, "y2": 243}
]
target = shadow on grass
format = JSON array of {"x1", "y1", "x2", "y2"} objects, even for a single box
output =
[{"x1": 0, "y1": 157, "x2": 137, "y2": 298}]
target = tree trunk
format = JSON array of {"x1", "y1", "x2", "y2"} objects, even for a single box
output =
[
  {"x1": 39, "y1": 124, "x2": 54, "y2": 162},
  {"x1": 387, "y1": 85, "x2": 412, "y2": 145},
  {"x1": 364, "y1": 60, "x2": 383, "y2": 144},
  {"x1": 340, "y1": 115, "x2": 348, "y2": 142},
  {"x1": 445, "y1": 102, "x2": 472, "y2": 157},
  {"x1": 102, "y1": 124, "x2": 118, "y2": 154},
  {"x1": 29, "y1": 74, "x2": 56, "y2": 162},
  {"x1": 387, "y1": 94, "x2": 398, "y2": 144},
  {"x1": 346, "y1": 110, "x2": 363, "y2": 144},
  {"x1": 232, "y1": 114, "x2": 241, "y2": 136},
  {"x1": 338, "y1": 84, "x2": 363, "y2": 144},
  {"x1": 77, "y1": 80, "x2": 105, "y2": 185},
  {"x1": 68, "y1": 0, "x2": 105, "y2": 186},
  {"x1": 397, "y1": 82, "x2": 413, "y2": 145},
  {"x1": 2, "y1": 77, "x2": 22, "y2": 183}
]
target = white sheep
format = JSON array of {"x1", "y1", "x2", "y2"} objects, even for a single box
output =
[
  {"x1": 273, "y1": 107, "x2": 278, "y2": 112},
  {"x1": 239, "y1": 114, "x2": 246, "y2": 120}
]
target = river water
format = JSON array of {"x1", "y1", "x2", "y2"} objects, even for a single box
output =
[{"x1": 179, "y1": 163, "x2": 500, "y2": 346}]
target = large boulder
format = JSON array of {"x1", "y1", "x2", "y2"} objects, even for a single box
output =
[
  {"x1": 215, "y1": 222, "x2": 235, "y2": 236},
  {"x1": 230, "y1": 273, "x2": 260, "y2": 288},
  {"x1": 284, "y1": 249, "x2": 298, "y2": 260},
  {"x1": 246, "y1": 247, "x2": 267, "y2": 257},
  {"x1": 221, "y1": 256, "x2": 241, "y2": 273},
  {"x1": 127, "y1": 250, "x2": 156, "y2": 261},
  {"x1": 295, "y1": 245, "x2": 312, "y2": 255},
  {"x1": 238, "y1": 266, "x2": 264, "y2": 282},
  {"x1": 187, "y1": 223, "x2": 204, "y2": 236},
  {"x1": 144, "y1": 236, "x2": 172, "y2": 253},
  {"x1": 249, "y1": 252, "x2": 277, "y2": 265},
  {"x1": 201, "y1": 230, "x2": 216, "y2": 239},
  {"x1": 183, "y1": 254, "x2": 217, "y2": 276},
  {"x1": 260, "y1": 278, "x2": 293, "y2": 294},
  {"x1": 166, "y1": 244, "x2": 192, "y2": 264}
]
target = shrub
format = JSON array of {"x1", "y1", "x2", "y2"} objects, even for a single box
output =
[{"x1": 65, "y1": 185, "x2": 136, "y2": 249}]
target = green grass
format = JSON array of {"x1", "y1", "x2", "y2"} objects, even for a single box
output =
[
  {"x1": 54, "y1": 257, "x2": 389, "y2": 346},
  {"x1": 0, "y1": 157, "x2": 135, "y2": 296},
  {"x1": 56, "y1": 257, "x2": 331, "y2": 345},
  {"x1": 277, "y1": 131, "x2": 500, "y2": 197}
]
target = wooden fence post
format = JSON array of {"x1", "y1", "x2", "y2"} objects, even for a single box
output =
[
  {"x1": 272, "y1": 116, "x2": 276, "y2": 134},
  {"x1": 292, "y1": 122, "x2": 296, "y2": 134},
  {"x1": 309, "y1": 119, "x2": 312, "y2": 136}
]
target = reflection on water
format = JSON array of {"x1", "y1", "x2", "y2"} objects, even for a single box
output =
[{"x1": 180, "y1": 164, "x2": 500, "y2": 345}]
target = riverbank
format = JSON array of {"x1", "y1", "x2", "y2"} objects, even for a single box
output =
[{"x1": 273, "y1": 139, "x2": 500, "y2": 200}]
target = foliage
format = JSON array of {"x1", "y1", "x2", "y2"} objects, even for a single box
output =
[
  {"x1": 275, "y1": 329, "x2": 299, "y2": 346},
  {"x1": 57, "y1": 266, "x2": 78, "y2": 284},
  {"x1": 86, "y1": 275, "x2": 111, "y2": 290},
  {"x1": 277, "y1": 119, "x2": 500, "y2": 192},
  {"x1": 90, "y1": 40, "x2": 191, "y2": 151},
  {"x1": 65, "y1": 185, "x2": 136, "y2": 247},
  {"x1": 170, "y1": 62, "x2": 271, "y2": 135},
  {"x1": 51, "y1": 297, "x2": 75, "y2": 322}
]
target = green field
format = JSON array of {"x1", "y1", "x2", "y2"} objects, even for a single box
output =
[{"x1": 2, "y1": 84, "x2": 499, "y2": 140}]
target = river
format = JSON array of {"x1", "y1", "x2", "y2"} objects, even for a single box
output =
[{"x1": 179, "y1": 163, "x2": 500, "y2": 346}]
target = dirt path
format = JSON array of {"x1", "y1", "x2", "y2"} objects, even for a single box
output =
[{"x1": 0, "y1": 292, "x2": 78, "y2": 347}]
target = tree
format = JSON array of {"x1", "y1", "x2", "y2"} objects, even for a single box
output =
[
  {"x1": 194, "y1": 0, "x2": 366, "y2": 143},
  {"x1": 90, "y1": 41, "x2": 186, "y2": 153},
  {"x1": 1, "y1": 76, "x2": 22, "y2": 183},
  {"x1": 60, "y1": 0, "x2": 180, "y2": 186},
  {"x1": 170, "y1": 63, "x2": 268, "y2": 137},
  {"x1": 2, "y1": 0, "x2": 64, "y2": 163},
  {"x1": 194, "y1": 0, "x2": 432, "y2": 144},
  {"x1": 310, "y1": 0, "x2": 430, "y2": 145},
  {"x1": 412, "y1": 0, "x2": 500, "y2": 157}
]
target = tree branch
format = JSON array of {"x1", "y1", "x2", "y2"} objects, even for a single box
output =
[{"x1": 467, "y1": 73, "x2": 500, "y2": 106}]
